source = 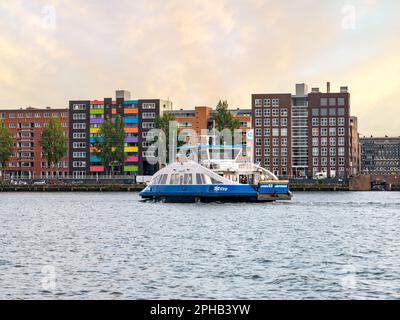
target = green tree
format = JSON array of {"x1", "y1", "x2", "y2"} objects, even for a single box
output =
[
  {"x1": 40, "y1": 118, "x2": 68, "y2": 178},
  {"x1": 0, "y1": 120, "x2": 14, "y2": 181},
  {"x1": 215, "y1": 100, "x2": 240, "y2": 132},
  {"x1": 94, "y1": 116, "x2": 125, "y2": 176}
]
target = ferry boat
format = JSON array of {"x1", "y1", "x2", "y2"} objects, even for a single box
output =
[{"x1": 139, "y1": 145, "x2": 292, "y2": 203}]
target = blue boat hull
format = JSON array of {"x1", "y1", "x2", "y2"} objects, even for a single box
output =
[{"x1": 140, "y1": 183, "x2": 292, "y2": 203}]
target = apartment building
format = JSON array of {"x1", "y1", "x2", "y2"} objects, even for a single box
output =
[
  {"x1": 251, "y1": 94, "x2": 292, "y2": 177},
  {"x1": 360, "y1": 137, "x2": 400, "y2": 174},
  {"x1": 252, "y1": 83, "x2": 359, "y2": 178},
  {"x1": 0, "y1": 107, "x2": 69, "y2": 179},
  {"x1": 69, "y1": 90, "x2": 172, "y2": 178}
]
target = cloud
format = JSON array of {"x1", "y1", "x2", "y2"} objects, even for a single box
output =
[{"x1": 0, "y1": 0, "x2": 399, "y2": 135}]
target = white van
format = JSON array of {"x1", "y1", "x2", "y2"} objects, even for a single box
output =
[{"x1": 314, "y1": 172, "x2": 327, "y2": 180}]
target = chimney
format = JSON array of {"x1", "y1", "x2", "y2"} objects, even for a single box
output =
[
  {"x1": 327, "y1": 82, "x2": 331, "y2": 93},
  {"x1": 311, "y1": 87, "x2": 320, "y2": 93},
  {"x1": 340, "y1": 86, "x2": 348, "y2": 93}
]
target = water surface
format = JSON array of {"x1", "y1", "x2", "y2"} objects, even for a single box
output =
[{"x1": 0, "y1": 192, "x2": 399, "y2": 299}]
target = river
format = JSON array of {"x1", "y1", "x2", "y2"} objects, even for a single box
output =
[{"x1": 0, "y1": 192, "x2": 399, "y2": 299}]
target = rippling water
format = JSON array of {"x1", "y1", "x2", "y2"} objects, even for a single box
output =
[{"x1": 0, "y1": 192, "x2": 399, "y2": 300}]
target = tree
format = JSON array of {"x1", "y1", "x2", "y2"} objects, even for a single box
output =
[
  {"x1": 215, "y1": 100, "x2": 241, "y2": 132},
  {"x1": 0, "y1": 120, "x2": 14, "y2": 181},
  {"x1": 155, "y1": 112, "x2": 176, "y2": 164},
  {"x1": 94, "y1": 116, "x2": 125, "y2": 176},
  {"x1": 40, "y1": 118, "x2": 68, "y2": 178}
]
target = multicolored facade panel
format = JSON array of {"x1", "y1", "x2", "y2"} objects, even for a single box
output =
[{"x1": 69, "y1": 91, "x2": 173, "y2": 176}]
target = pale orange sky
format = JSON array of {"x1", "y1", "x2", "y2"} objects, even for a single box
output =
[{"x1": 0, "y1": 0, "x2": 399, "y2": 136}]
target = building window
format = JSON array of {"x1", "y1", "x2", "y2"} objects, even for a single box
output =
[
  {"x1": 338, "y1": 127, "x2": 345, "y2": 136},
  {"x1": 321, "y1": 147, "x2": 327, "y2": 157},
  {"x1": 281, "y1": 128, "x2": 287, "y2": 137},
  {"x1": 264, "y1": 148, "x2": 270, "y2": 157},
  {"x1": 256, "y1": 148, "x2": 262, "y2": 157},
  {"x1": 273, "y1": 138, "x2": 279, "y2": 146},
  {"x1": 312, "y1": 128, "x2": 319, "y2": 137},
  {"x1": 255, "y1": 118, "x2": 262, "y2": 127},
  {"x1": 338, "y1": 117, "x2": 345, "y2": 126},
  {"x1": 338, "y1": 147, "x2": 345, "y2": 156},
  {"x1": 264, "y1": 118, "x2": 271, "y2": 126},
  {"x1": 330, "y1": 147, "x2": 336, "y2": 156},
  {"x1": 256, "y1": 138, "x2": 262, "y2": 147},
  {"x1": 321, "y1": 118, "x2": 327, "y2": 126},
  {"x1": 329, "y1": 128, "x2": 336, "y2": 136},
  {"x1": 264, "y1": 128, "x2": 270, "y2": 136},
  {"x1": 339, "y1": 158, "x2": 345, "y2": 166},
  {"x1": 263, "y1": 109, "x2": 270, "y2": 117},
  {"x1": 73, "y1": 152, "x2": 86, "y2": 158},
  {"x1": 329, "y1": 98, "x2": 336, "y2": 106},
  {"x1": 73, "y1": 104, "x2": 86, "y2": 111},
  {"x1": 312, "y1": 148, "x2": 319, "y2": 157},
  {"x1": 312, "y1": 118, "x2": 319, "y2": 126},
  {"x1": 272, "y1": 128, "x2": 279, "y2": 136},
  {"x1": 272, "y1": 99, "x2": 279, "y2": 107},
  {"x1": 264, "y1": 138, "x2": 270, "y2": 146},
  {"x1": 272, "y1": 118, "x2": 279, "y2": 127},
  {"x1": 330, "y1": 158, "x2": 336, "y2": 166},
  {"x1": 313, "y1": 158, "x2": 319, "y2": 166},
  {"x1": 282, "y1": 148, "x2": 287, "y2": 157},
  {"x1": 330, "y1": 137, "x2": 336, "y2": 146},
  {"x1": 273, "y1": 148, "x2": 279, "y2": 157},
  {"x1": 281, "y1": 138, "x2": 287, "y2": 146},
  {"x1": 73, "y1": 123, "x2": 86, "y2": 130},
  {"x1": 73, "y1": 133, "x2": 86, "y2": 139},
  {"x1": 255, "y1": 109, "x2": 262, "y2": 117},
  {"x1": 255, "y1": 128, "x2": 262, "y2": 137},
  {"x1": 281, "y1": 109, "x2": 288, "y2": 117},
  {"x1": 143, "y1": 112, "x2": 156, "y2": 119},
  {"x1": 142, "y1": 122, "x2": 155, "y2": 129},
  {"x1": 321, "y1": 98, "x2": 328, "y2": 106},
  {"x1": 142, "y1": 103, "x2": 156, "y2": 109},
  {"x1": 321, "y1": 128, "x2": 327, "y2": 136},
  {"x1": 329, "y1": 118, "x2": 336, "y2": 126},
  {"x1": 73, "y1": 161, "x2": 86, "y2": 168},
  {"x1": 321, "y1": 137, "x2": 327, "y2": 146},
  {"x1": 281, "y1": 118, "x2": 287, "y2": 127},
  {"x1": 73, "y1": 142, "x2": 86, "y2": 149},
  {"x1": 338, "y1": 137, "x2": 345, "y2": 146},
  {"x1": 263, "y1": 99, "x2": 270, "y2": 107},
  {"x1": 73, "y1": 114, "x2": 86, "y2": 120},
  {"x1": 272, "y1": 109, "x2": 279, "y2": 117},
  {"x1": 338, "y1": 98, "x2": 345, "y2": 106},
  {"x1": 264, "y1": 158, "x2": 270, "y2": 166},
  {"x1": 312, "y1": 137, "x2": 319, "y2": 146}
]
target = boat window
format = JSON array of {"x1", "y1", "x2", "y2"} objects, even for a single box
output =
[
  {"x1": 210, "y1": 177, "x2": 222, "y2": 185},
  {"x1": 196, "y1": 173, "x2": 205, "y2": 185},
  {"x1": 184, "y1": 173, "x2": 193, "y2": 185},
  {"x1": 179, "y1": 175, "x2": 184, "y2": 185},
  {"x1": 152, "y1": 175, "x2": 161, "y2": 185},
  {"x1": 160, "y1": 174, "x2": 168, "y2": 185},
  {"x1": 169, "y1": 173, "x2": 178, "y2": 185}
]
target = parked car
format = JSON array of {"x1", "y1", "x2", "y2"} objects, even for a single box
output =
[
  {"x1": 48, "y1": 179, "x2": 65, "y2": 185},
  {"x1": 33, "y1": 180, "x2": 47, "y2": 186},
  {"x1": 314, "y1": 172, "x2": 327, "y2": 180},
  {"x1": 69, "y1": 180, "x2": 84, "y2": 185}
]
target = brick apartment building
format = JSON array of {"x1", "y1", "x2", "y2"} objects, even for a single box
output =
[
  {"x1": 69, "y1": 90, "x2": 172, "y2": 178},
  {"x1": 171, "y1": 106, "x2": 253, "y2": 158},
  {"x1": 252, "y1": 83, "x2": 359, "y2": 178},
  {"x1": 251, "y1": 94, "x2": 292, "y2": 177},
  {"x1": 0, "y1": 107, "x2": 69, "y2": 179}
]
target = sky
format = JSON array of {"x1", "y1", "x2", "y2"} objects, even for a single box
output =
[{"x1": 0, "y1": 0, "x2": 399, "y2": 136}]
